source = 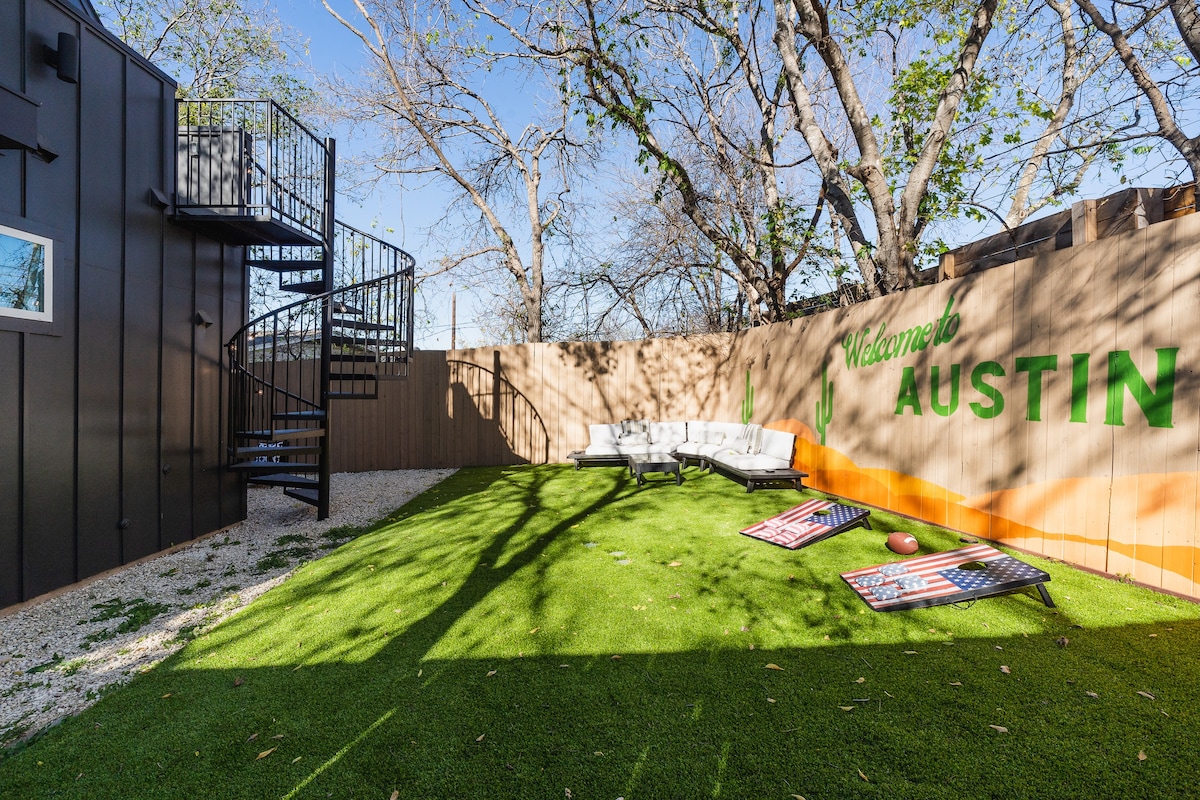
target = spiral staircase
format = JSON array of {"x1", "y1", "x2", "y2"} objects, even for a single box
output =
[{"x1": 172, "y1": 99, "x2": 415, "y2": 519}]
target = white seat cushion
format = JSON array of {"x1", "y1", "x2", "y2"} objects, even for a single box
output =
[
  {"x1": 650, "y1": 421, "x2": 686, "y2": 446},
  {"x1": 716, "y1": 452, "x2": 792, "y2": 471},
  {"x1": 759, "y1": 429, "x2": 795, "y2": 463},
  {"x1": 588, "y1": 423, "x2": 621, "y2": 447}
]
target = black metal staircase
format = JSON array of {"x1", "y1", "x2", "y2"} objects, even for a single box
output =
[{"x1": 173, "y1": 99, "x2": 416, "y2": 519}]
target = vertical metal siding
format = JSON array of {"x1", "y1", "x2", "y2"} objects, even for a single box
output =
[
  {"x1": 121, "y1": 61, "x2": 166, "y2": 562},
  {"x1": 74, "y1": 29, "x2": 125, "y2": 579},
  {"x1": 0, "y1": 0, "x2": 249, "y2": 607}
]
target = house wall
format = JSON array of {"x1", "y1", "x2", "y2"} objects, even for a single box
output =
[
  {"x1": 0, "y1": 0, "x2": 247, "y2": 607},
  {"x1": 330, "y1": 212, "x2": 1200, "y2": 599}
]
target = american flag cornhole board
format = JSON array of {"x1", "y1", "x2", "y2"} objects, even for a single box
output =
[
  {"x1": 739, "y1": 499, "x2": 871, "y2": 550},
  {"x1": 841, "y1": 544, "x2": 1055, "y2": 612}
]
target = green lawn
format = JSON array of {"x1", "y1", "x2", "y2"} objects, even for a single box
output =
[{"x1": 3, "y1": 465, "x2": 1200, "y2": 799}]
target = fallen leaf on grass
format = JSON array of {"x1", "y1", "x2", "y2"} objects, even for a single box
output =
[
  {"x1": 256, "y1": 748, "x2": 277, "y2": 760},
  {"x1": 855, "y1": 677, "x2": 866, "y2": 684},
  {"x1": 476, "y1": 734, "x2": 486, "y2": 742},
  {"x1": 390, "y1": 791, "x2": 400, "y2": 800},
  {"x1": 1000, "y1": 666, "x2": 1011, "y2": 674},
  {"x1": 791, "y1": 795, "x2": 806, "y2": 799},
  {"x1": 161, "y1": 694, "x2": 172, "y2": 699},
  {"x1": 1138, "y1": 751, "x2": 1147, "y2": 761},
  {"x1": 989, "y1": 725, "x2": 1008, "y2": 734},
  {"x1": 486, "y1": 670, "x2": 497, "y2": 677},
  {"x1": 950, "y1": 681, "x2": 963, "y2": 687},
  {"x1": 839, "y1": 706, "x2": 855, "y2": 712},
  {"x1": 668, "y1": 561, "x2": 682, "y2": 567},
  {"x1": 292, "y1": 757, "x2": 302, "y2": 764},
  {"x1": 529, "y1": 627, "x2": 540, "y2": 634},
  {"x1": 611, "y1": 655, "x2": 622, "y2": 660},
  {"x1": 246, "y1": 733, "x2": 258, "y2": 742},
  {"x1": 233, "y1": 676, "x2": 245, "y2": 687},
  {"x1": 858, "y1": 769, "x2": 869, "y2": 782},
  {"x1": 765, "y1": 663, "x2": 784, "y2": 671},
  {"x1": 1086, "y1": 691, "x2": 1099, "y2": 698},
  {"x1": 1137, "y1": 691, "x2": 1156, "y2": 700},
  {"x1": 903, "y1": 650, "x2": 917, "y2": 655},
  {"x1": 767, "y1": 698, "x2": 776, "y2": 703}
]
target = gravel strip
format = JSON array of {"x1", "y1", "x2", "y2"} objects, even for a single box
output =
[{"x1": 0, "y1": 468, "x2": 455, "y2": 748}]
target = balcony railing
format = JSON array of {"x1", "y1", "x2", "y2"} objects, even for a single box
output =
[{"x1": 174, "y1": 99, "x2": 328, "y2": 246}]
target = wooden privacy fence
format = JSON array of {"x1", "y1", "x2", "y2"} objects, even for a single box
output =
[{"x1": 323, "y1": 189, "x2": 1200, "y2": 600}]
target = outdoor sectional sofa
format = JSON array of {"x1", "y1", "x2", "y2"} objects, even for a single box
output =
[{"x1": 574, "y1": 420, "x2": 807, "y2": 491}]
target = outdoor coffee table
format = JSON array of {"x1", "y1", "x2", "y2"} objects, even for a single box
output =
[{"x1": 628, "y1": 452, "x2": 683, "y2": 485}]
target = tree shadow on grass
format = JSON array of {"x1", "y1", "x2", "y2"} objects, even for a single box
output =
[{"x1": 3, "y1": 466, "x2": 1200, "y2": 799}]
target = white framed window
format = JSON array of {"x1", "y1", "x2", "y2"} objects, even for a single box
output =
[{"x1": 0, "y1": 224, "x2": 53, "y2": 322}]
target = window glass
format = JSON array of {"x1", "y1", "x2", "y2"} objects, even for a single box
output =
[{"x1": 0, "y1": 225, "x2": 53, "y2": 322}]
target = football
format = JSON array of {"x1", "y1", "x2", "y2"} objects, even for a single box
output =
[{"x1": 886, "y1": 531, "x2": 919, "y2": 555}]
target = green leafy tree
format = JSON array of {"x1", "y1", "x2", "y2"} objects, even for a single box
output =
[{"x1": 94, "y1": 0, "x2": 313, "y2": 110}]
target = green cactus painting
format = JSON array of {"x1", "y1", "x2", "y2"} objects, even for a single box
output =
[
  {"x1": 741, "y1": 369, "x2": 755, "y2": 425},
  {"x1": 816, "y1": 364, "x2": 833, "y2": 445}
]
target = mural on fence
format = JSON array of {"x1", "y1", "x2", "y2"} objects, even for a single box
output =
[{"x1": 763, "y1": 211, "x2": 1200, "y2": 597}]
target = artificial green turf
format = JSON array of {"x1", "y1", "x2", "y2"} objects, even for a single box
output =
[{"x1": 3, "y1": 464, "x2": 1200, "y2": 798}]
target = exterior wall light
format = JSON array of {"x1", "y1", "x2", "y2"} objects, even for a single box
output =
[{"x1": 43, "y1": 32, "x2": 79, "y2": 84}]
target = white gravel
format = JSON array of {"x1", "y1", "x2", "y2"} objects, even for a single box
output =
[{"x1": 0, "y1": 468, "x2": 455, "y2": 747}]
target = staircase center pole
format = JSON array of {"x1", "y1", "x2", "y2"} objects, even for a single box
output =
[{"x1": 317, "y1": 136, "x2": 336, "y2": 520}]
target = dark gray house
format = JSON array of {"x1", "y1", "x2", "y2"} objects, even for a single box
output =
[{"x1": 1, "y1": 0, "x2": 414, "y2": 608}]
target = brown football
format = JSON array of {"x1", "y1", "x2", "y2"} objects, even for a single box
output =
[{"x1": 886, "y1": 531, "x2": 919, "y2": 555}]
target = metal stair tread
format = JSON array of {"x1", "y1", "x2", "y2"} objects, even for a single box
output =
[
  {"x1": 330, "y1": 333, "x2": 405, "y2": 347},
  {"x1": 236, "y1": 427, "x2": 327, "y2": 441},
  {"x1": 245, "y1": 259, "x2": 325, "y2": 273},
  {"x1": 280, "y1": 280, "x2": 325, "y2": 294},
  {"x1": 248, "y1": 473, "x2": 320, "y2": 488},
  {"x1": 272, "y1": 410, "x2": 328, "y2": 421},
  {"x1": 284, "y1": 487, "x2": 321, "y2": 506},
  {"x1": 229, "y1": 461, "x2": 320, "y2": 473},
  {"x1": 333, "y1": 318, "x2": 394, "y2": 332},
  {"x1": 233, "y1": 444, "x2": 323, "y2": 458}
]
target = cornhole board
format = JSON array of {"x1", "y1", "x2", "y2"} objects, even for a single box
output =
[
  {"x1": 841, "y1": 544, "x2": 1054, "y2": 612},
  {"x1": 739, "y1": 499, "x2": 871, "y2": 550}
]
